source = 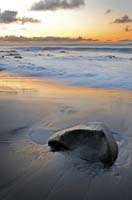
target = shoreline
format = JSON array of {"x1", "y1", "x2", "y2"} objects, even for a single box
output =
[{"x1": 0, "y1": 71, "x2": 132, "y2": 95}]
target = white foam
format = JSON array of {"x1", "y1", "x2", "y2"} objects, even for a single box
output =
[{"x1": 0, "y1": 44, "x2": 132, "y2": 90}]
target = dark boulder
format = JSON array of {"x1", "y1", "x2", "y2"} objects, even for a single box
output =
[{"x1": 48, "y1": 122, "x2": 118, "y2": 166}]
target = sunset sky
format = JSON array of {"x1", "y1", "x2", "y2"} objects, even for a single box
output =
[{"x1": 0, "y1": 0, "x2": 132, "y2": 42}]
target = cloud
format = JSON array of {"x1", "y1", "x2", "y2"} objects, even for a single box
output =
[
  {"x1": 118, "y1": 39, "x2": 132, "y2": 43},
  {"x1": 0, "y1": 10, "x2": 40, "y2": 24},
  {"x1": 0, "y1": 36, "x2": 99, "y2": 43},
  {"x1": 105, "y1": 9, "x2": 112, "y2": 14},
  {"x1": 124, "y1": 26, "x2": 132, "y2": 32},
  {"x1": 0, "y1": 10, "x2": 17, "y2": 23},
  {"x1": 31, "y1": 0, "x2": 85, "y2": 11},
  {"x1": 19, "y1": 17, "x2": 40, "y2": 24},
  {"x1": 112, "y1": 15, "x2": 132, "y2": 24}
]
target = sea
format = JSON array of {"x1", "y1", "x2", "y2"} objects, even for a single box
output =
[{"x1": 0, "y1": 44, "x2": 132, "y2": 90}]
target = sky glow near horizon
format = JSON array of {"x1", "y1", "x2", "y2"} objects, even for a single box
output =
[{"x1": 0, "y1": 0, "x2": 132, "y2": 42}]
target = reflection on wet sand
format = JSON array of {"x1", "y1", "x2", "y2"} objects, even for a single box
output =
[
  {"x1": 0, "y1": 72, "x2": 132, "y2": 133},
  {"x1": 0, "y1": 72, "x2": 132, "y2": 101}
]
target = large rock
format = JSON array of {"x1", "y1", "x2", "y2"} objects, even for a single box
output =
[{"x1": 48, "y1": 122, "x2": 118, "y2": 166}]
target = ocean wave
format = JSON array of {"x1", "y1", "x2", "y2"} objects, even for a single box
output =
[
  {"x1": 1, "y1": 45, "x2": 132, "y2": 90},
  {"x1": 16, "y1": 45, "x2": 132, "y2": 54}
]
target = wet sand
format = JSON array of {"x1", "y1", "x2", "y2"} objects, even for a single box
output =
[{"x1": 0, "y1": 72, "x2": 132, "y2": 200}]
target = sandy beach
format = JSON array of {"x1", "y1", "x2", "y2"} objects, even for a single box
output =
[
  {"x1": 0, "y1": 0, "x2": 132, "y2": 198},
  {"x1": 0, "y1": 72, "x2": 132, "y2": 200}
]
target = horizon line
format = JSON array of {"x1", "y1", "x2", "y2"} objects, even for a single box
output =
[{"x1": 0, "y1": 35, "x2": 132, "y2": 44}]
